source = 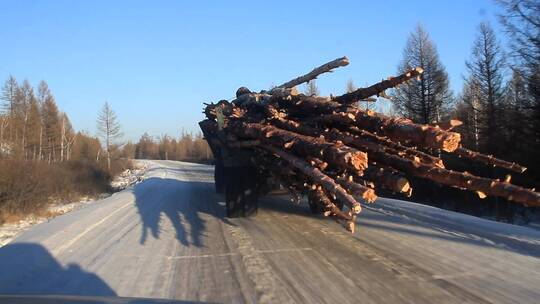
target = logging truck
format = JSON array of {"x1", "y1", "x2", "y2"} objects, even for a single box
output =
[
  {"x1": 200, "y1": 57, "x2": 540, "y2": 227},
  {"x1": 200, "y1": 57, "x2": 355, "y2": 218},
  {"x1": 201, "y1": 119, "x2": 262, "y2": 217}
]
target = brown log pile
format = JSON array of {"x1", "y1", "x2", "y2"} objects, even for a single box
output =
[{"x1": 200, "y1": 57, "x2": 540, "y2": 233}]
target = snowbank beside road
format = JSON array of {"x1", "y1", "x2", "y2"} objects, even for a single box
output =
[
  {"x1": 110, "y1": 161, "x2": 148, "y2": 190},
  {"x1": 0, "y1": 160, "x2": 149, "y2": 247}
]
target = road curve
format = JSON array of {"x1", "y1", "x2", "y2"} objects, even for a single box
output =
[{"x1": 1, "y1": 160, "x2": 540, "y2": 303}]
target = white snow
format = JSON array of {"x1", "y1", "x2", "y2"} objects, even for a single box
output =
[
  {"x1": 0, "y1": 160, "x2": 149, "y2": 247},
  {"x1": 110, "y1": 161, "x2": 149, "y2": 191}
]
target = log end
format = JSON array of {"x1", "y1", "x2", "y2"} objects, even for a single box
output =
[
  {"x1": 351, "y1": 203, "x2": 362, "y2": 214},
  {"x1": 396, "y1": 177, "x2": 411, "y2": 193},
  {"x1": 350, "y1": 151, "x2": 369, "y2": 171},
  {"x1": 363, "y1": 189, "x2": 378, "y2": 203},
  {"x1": 345, "y1": 220, "x2": 355, "y2": 233},
  {"x1": 476, "y1": 191, "x2": 487, "y2": 199},
  {"x1": 439, "y1": 131, "x2": 461, "y2": 152}
]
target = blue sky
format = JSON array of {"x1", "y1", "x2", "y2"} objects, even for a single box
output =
[{"x1": 0, "y1": 0, "x2": 504, "y2": 141}]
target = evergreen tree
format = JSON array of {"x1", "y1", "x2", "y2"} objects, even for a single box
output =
[
  {"x1": 41, "y1": 94, "x2": 61, "y2": 162},
  {"x1": 391, "y1": 24, "x2": 452, "y2": 124},
  {"x1": 26, "y1": 92, "x2": 42, "y2": 160},
  {"x1": 498, "y1": 0, "x2": 540, "y2": 172},
  {"x1": 457, "y1": 79, "x2": 482, "y2": 150},
  {"x1": 464, "y1": 22, "x2": 506, "y2": 154}
]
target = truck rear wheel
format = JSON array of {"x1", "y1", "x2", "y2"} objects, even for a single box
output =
[
  {"x1": 308, "y1": 196, "x2": 326, "y2": 214},
  {"x1": 214, "y1": 159, "x2": 225, "y2": 194},
  {"x1": 225, "y1": 166, "x2": 259, "y2": 218}
]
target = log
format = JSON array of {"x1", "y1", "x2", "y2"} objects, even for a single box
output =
[
  {"x1": 335, "y1": 176, "x2": 377, "y2": 203},
  {"x1": 347, "y1": 126, "x2": 445, "y2": 168},
  {"x1": 262, "y1": 145, "x2": 362, "y2": 214},
  {"x1": 228, "y1": 140, "x2": 261, "y2": 148},
  {"x1": 317, "y1": 111, "x2": 461, "y2": 152},
  {"x1": 277, "y1": 94, "x2": 349, "y2": 116},
  {"x1": 454, "y1": 147, "x2": 527, "y2": 173},
  {"x1": 228, "y1": 121, "x2": 368, "y2": 173},
  {"x1": 275, "y1": 96, "x2": 461, "y2": 152},
  {"x1": 308, "y1": 189, "x2": 357, "y2": 232},
  {"x1": 309, "y1": 158, "x2": 329, "y2": 171},
  {"x1": 273, "y1": 57, "x2": 350, "y2": 90},
  {"x1": 336, "y1": 131, "x2": 540, "y2": 206},
  {"x1": 276, "y1": 116, "x2": 439, "y2": 170},
  {"x1": 363, "y1": 165, "x2": 411, "y2": 193},
  {"x1": 308, "y1": 189, "x2": 353, "y2": 221},
  {"x1": 334, "y1": 67, "x2": 424, "y2": 104},
  {"x1": 200, "y1": 56, "x2": 540, "y2": 233},
  {"x1": 436, "y1": 119, "x2": 463, "y2": 131},
  {"x1": 353, "y1": 111, "x2": 461, "y2": 152},
  {"x1": 266, "y1": 106, "x2": 325, "y2": 136}
]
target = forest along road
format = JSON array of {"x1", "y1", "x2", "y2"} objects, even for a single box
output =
[{"x1": 1, "y1": 160, "x2": 540, "y2": 303}]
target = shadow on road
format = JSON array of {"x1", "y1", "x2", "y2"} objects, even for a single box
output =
[
  {"x1": 0, "y1": 243, "x2": 116, "y2": 296},
  {"x1": 258, "y1": 193, "x2": 540, "y2": 258},
  {"x1": 133, "y1": 176, "x2": 227, "y2": 247}
]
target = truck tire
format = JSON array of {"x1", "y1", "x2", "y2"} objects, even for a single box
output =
[
  {"x1": 214, "y1": 159, "x2": 225, "y2": 194},
  {"x1": 225, "y1": 166, "x2": 259, "y2": 218},
  {"x1": 308, "y1": 197, "x2": 325, "y2": 214}
]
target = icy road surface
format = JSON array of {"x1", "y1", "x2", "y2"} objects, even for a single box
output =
[{"x1": 1, "y1": 160, "x2": 540, "y2": 303}]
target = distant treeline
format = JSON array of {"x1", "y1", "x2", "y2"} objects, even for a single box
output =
[
  {"x1": 121, "y1": 132, "x2": 212, "y2": 163},
  {"x1": 0, "y1": 78, "x2": 129, "y2": 223},
  {"x1": 375, "y1": 2, "x2": 540, "y2": 224}
]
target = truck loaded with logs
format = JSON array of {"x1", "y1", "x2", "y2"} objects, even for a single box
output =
[{"x1": 199, "y1": 57, "x2": 540, "y2": 233}]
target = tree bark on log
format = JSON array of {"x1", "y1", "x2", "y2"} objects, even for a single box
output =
[
  {"x1": 435, "y1": 119, "x2": 463, "y2": 131},
  {"x1": 308, "y1": 189, "x2": 356, "y2": 232},
  {"x1": 316, "y1": 111, "x2": 461, "y2": 152},
  {"x1": 347, "y1": 126, "x2": 445, "y2": 167},
  {"x1": 335, "y1": 131, "x2": 540, "y2": 206},
  {"x1": 363, "y1": 165, "x2": 411, "y2": 194},
  {"x1": 351, "y1": 111, "x2": 461, "y2": 152},
  {"x1": 262, "y1": 145, "x2": 362, "y2": 214},
  {"x1": 335, "y1": 176, "x2": 377, "y2": 203},
  {"x1": 334, "y1": 67, "x2": 424, "y2": 104},
  {"x1": 276, "y1": 95, "x2": 349, "y2": 116},
  {"x1": 454, "y1": 147, "x2": 527, "y2": 173},
  {"x1": 308, "y1": 189, "x2": 353, "y2": 220},
  {"x1": 228, "y1": 121, "x2": 368, "y2": 173},
  {"x1": 273, "y1": 57, "x2": 349, "y2": 90}
]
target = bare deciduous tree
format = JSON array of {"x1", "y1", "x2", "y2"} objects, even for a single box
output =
[
  {"x1": 304, "y1": 80, "x2": 320, "y2": 96},
  {"x1": 346, "y1": 79, "x2": 356, "y2": 93},
  {"x1": 97, "y1": 102, "x2": 122, "y2": 171},
  {"x1": 1, "y1": 76, "x2": 19, "y2": 144}
]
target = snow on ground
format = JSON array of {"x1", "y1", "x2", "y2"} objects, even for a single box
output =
[
  {"x1": 110, "y1": 161, "x2": 149, "y2": 191},
  {"x1": 0, "y1": 160, "x2": 149, "y2": 247}
]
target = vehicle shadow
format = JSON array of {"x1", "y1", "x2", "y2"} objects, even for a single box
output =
[
  {"x1": 133, "y1": 176, "x2": 229, "y2": 247},
  {"x1": 0, "y1": 243, "x2": 116, "y2": 296},
  {"x1": 258, "y1": 193, "x2": 540, "y2": 258}
]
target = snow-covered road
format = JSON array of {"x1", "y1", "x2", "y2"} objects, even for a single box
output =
[{"x1": 1, "y1": 160, "x2": 539, "y2": 303}]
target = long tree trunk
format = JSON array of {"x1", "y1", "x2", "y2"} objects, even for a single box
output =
[{"x1": 60, "y1": 116, "x2": 65, "y2": 162}]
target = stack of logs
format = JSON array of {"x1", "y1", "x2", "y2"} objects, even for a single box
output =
[{"x1": 199, "y1": 57, "x2": 540, "y2": 233}]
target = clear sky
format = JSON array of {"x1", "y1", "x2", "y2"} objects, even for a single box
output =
[{"x1": 0, "y1": 0, "x2": 504, "y2": 141}]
